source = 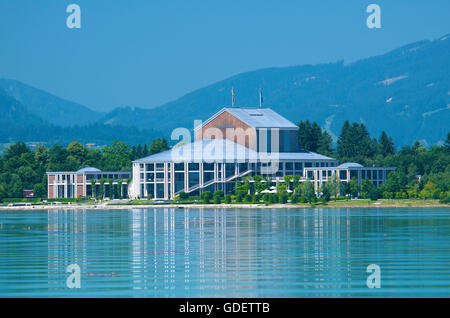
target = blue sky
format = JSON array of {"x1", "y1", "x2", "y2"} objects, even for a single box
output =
[{"x1": 0, "y1": 0, "x2": 449, "y2": 111}]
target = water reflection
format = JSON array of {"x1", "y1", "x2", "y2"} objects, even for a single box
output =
[{"x1": 0, "y1": 207, "x2": 449, "y2": 297}]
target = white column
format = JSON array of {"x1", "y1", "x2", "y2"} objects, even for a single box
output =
[{"x1": 185, "y1": 163, "x2": 189, "y2": 192}]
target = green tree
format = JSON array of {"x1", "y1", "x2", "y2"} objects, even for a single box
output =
[
  {"x1": 378, "y1": 131, "x2": 396, "y2": 157},
  {"x1": 349, "y1": 177, "x2": 359, "y2": 198},
  {"x1": 149, "y1": 138, "x2": 169, "y2": 155},
  {"x1": 90, "y1": 179, "x2": 96, "y2": 198},
  {"x1": 179, "y1": 192, "x2": 189, "y2": 200},
  {"x1": 108, "y1": 179, "x2": 114, "y2": 199},
  {"x1": 319, "y1": 184, "x2": 330, "y2": 202},
  {"x1": 302, "y1": 180, "x2": 316, "y2": 204},
  {"x1": 33, "y1": 183, "x2": 46, "y2": 198},
  {"x1": 99, "y1": 179, "x2": 105, "y2": 199},
  {"x1": 0, "y1": 184, "x2": 7, "y2": 199},
  {"x1": 117, "y1": 180, "x2": 123, "y2": 199},
  {"x1": 326, "y1": 173, "x2": 340, "y2": 201},
  {"x1": 136, "y1": 144, "x2": 143, "y2": 159},
  {"x1": 213, "y1": 194, "x2": 221, "y2": 204},
  {"x1": 143, "y1": 144, "x2": 149, "y2": 157},
  {"x1": 201, "y1": 191, "x2": 213, "y2": 204},
  {"x1": 66, "y1": 141, "x2": 88, "y2": 166},
  {"x1": 361, "y1": 178, "x2": 375, "y2": 199},
  {"x1": 102, "y1": 141, "x2": 131, "y2": 171},
  {"x1": 3, "y1": 142, "x2": 30, "y2": 161},
  {"x1": 298, "y1": 121, "x2": 333, "y2": 155},
  {"x1": 337, "y1": 121, "x2": 376, "y2": 161}
]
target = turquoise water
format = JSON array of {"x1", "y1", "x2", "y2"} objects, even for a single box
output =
[{"x1": 0, "y1": 207, "x2": 449, "y2": 297}]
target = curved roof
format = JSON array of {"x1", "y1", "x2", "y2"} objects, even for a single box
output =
[
  {"x1": 338, "y1": 162, "x2": 363, "y2": 168},
  {"x1": 134, "y1": 139, "x2": 336, "y2": 163},
  {"x1": 77, "y1": 167, "x2": 101, "y2": 173}
]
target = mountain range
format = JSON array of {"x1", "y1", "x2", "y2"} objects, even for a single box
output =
[{"x1": 1, "y1": 34, "x2": 449, "y2": 147}]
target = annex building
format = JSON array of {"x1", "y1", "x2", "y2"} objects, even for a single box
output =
[
  {"x1": 130, "y1": 107, "x2": 395, "y2": 200},
  {"x1": 47, "y1": 167, "x2": 131, "y2": 199}
]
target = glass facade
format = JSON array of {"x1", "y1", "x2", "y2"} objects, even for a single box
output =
[{"x1": 133, "y1": 159, "x2": 345, "y2": 200}]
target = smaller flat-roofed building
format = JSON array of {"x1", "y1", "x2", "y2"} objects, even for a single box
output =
[
  {"x1": 304, "y1": 162, "x2": 396, "y2": 193},
  {"x1": 47, "y1": 167, "x2": 131, "y2": 199}
]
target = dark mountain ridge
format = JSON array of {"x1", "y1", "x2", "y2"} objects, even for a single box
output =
[
  {"x1": 1, "y1": 34, "x2": 449, "y2": 147},
  {"x1": 97, "y1": 34, "x2": 450, "y2": 146}
]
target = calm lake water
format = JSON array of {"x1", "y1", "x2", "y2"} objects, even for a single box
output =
[{"x1": 0, "y1": 207, "x2": 449, "y2": 298}]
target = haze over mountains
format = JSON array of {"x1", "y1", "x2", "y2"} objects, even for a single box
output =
[{"x1": 1, "y1": 34, "x2": 449, "y2": 147}]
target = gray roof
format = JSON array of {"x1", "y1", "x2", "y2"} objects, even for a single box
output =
[
  {"x1": 47, "y1": 168, "x2": 130, "y2": 174},
  {"x1": 337, "y1": 162, "x2": 364, "y2": 168},
  {"x1": 338, "y1": 162, "x2": 364, "y2": 169},
  {"x1": 77, "y1": 167, "x2": 101, "y2": 173},
  {"x1": 199, "y1": 107, "x2": 298, "y2": 130},
  {"x1": 134, "y1": 139, "x2": 336, "y2": 163}
]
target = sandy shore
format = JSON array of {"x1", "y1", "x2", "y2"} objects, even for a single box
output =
[{"x1": 0, "y1": 203, "x2": 447, "y2": 210}]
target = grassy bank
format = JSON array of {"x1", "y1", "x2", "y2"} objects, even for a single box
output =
[{"x1": 0, "y1": 198, "x2": 447, "y2": 209}]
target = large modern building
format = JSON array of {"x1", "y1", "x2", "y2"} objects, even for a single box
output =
[
  {"x1": 130, "y1": 107, "x2": 397, "y2": 200},
  {"x1": 47, "y1": 167, "x2": 131, "y2": 199}
]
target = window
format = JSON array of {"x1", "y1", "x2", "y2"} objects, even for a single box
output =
[
  {"x1": 146, "y1": 163, "x2": 154, "y2": 171},
  {"x1": 203, "y1": 171, "x2": 214, "y2": 183},
  {"x1": 285, "y1": 163, "x2": 293, "y2": 170},
  {"x1": 188, "y1": 163, "x2": 199, "y2": 171},
  {"x1": 203, "y1": 163, "x2": 214, "y2": 171},
  {"x1": 146, "y1": 183, "x2": 154, "y2": 198},
  {"x1": 239, "y1": 163, "x2": 248, "y2": 173},
  {"x1": 174, "y1": 163, "x2": 184, "y2": 171},
  {"x1": 146, "y1": 173, "x2": 154, "y2": 182},
  {"x1": 188, "y1": 172, "x2": 199, "y2": 188},
  {"x1": 156, "y1": 183, "x2": 165, "y2": 198},
  {"x1": 174, "y1": 173, "x2": 184, "y2": 193},
  {"x1": 284, "y1": 130, "x2": 290, "y2": 152},
  {"x1": 225, "y1": 163, "x2": 235, "y2": 177}
]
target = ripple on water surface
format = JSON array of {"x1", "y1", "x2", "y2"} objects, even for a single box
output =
[{"x1": 0, "y1": 207, "x2": 449, "y2": 297}]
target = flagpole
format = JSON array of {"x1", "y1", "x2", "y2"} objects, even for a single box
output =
[
  {"x1": 232, "y1": 87, "x2": 235, "y2": 107},
  {"x1": 259, "y1": 88, "x2": 262, "y2": 108}
]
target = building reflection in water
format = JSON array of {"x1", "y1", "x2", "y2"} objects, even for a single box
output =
[{"x1": 44, "y1": 207, "x2": 390, "y2": 297}]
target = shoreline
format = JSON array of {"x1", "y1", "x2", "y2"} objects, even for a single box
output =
[{"x1": 0, "y1": 203, "x2": 448, "y2": 210}]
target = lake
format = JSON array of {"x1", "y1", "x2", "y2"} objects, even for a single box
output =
[{"x1": 0, "y1": 207, "x2": 449, "y2": 297}]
